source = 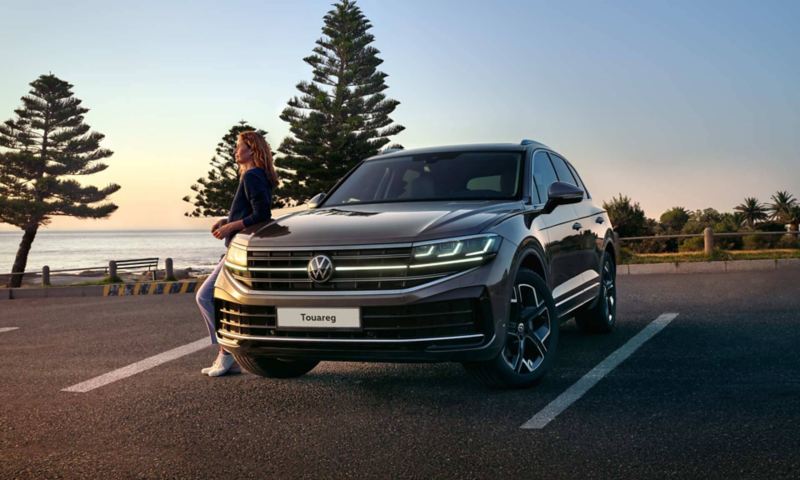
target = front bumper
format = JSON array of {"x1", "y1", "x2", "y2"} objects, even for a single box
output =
[{"x1": 212, "y1": 242, "x2": 515, "y2": 363}]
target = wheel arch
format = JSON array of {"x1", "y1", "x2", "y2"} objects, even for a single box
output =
[
  {"x1": 603, "y1": 230, "x2": 619, "y2": 267},
  {"x1": 513, "y1": 237, "x2": 549, "y2": 285}
]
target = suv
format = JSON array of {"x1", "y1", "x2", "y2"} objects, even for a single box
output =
[{"x1": 214, "y1": 140, "x2": 617, "y2": 388}]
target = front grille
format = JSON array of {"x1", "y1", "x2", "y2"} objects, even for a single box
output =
[
  {"x1": 230, "y1": 247, "x2": 462, "y2": 291},
  {"x1": 215, "y1": 297, "x2": 487, "y2": 342}
]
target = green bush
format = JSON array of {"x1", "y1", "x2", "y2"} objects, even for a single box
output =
[
  {"x1": 777, "y1": 235, "x2": 800, "y2": 249},
  {"x1": 742, "y1": 234, "x2": 779, "y2": 250},
  {"x1": 708, "y1": 248, "x2": 733, "y2": 261},
  {"x1": 628, "y1": 238, "x2": 671, "y2": 254},
  {"x1": 619, "y1": 247, "x2": 635, "y2": 264},
  {"x1": 679, "y1": 237, "x2": 705, "y2": 252}
]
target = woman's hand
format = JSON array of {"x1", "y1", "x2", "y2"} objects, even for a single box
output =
[
  {"x1": 213, "y1": 220, "x2": 243, "y2": 240},
  {"x1": 211, "y1": 218, "x2": 228, "y2": 232},
  {"x1": 212, "y1": 223, "x2": 232, "y2": 240}
]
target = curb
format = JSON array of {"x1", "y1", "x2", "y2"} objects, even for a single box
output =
[
  {"x1": 0, "y1": 277, "x2": 208, "y2": 301},
  {"x1": 619, "y1": 258, "x2": 800, "y2": 275}
]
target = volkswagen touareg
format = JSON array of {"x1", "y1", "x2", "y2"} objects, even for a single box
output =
[{"x1": 213, "y1": 140, "x2": 617, "y2": 388}]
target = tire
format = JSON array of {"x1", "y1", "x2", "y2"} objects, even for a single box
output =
[
  {"x1": 233, "y1": 354, "x2": 319, "y2": 379},
  {"x1": 463, "y1": 268, "x2": 559, "y2": 388},
  {"x1": 574, "y1": 251, "x2": 617, "y2": 334}
]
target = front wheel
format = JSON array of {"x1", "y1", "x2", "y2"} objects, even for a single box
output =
[
  {"x1": 464, "y1": 268, "x2": 559, "y2": 388},
  {"x1": 233, "y1": 354, "x2": 319, "y2": 379}
]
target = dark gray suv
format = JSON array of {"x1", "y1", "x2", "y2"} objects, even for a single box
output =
[{"x1": 213, "y1": 140, "x2": 618, "y2": 388}]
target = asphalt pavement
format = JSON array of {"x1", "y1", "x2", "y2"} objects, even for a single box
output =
[{"x1": 1, "y1": 269, "x2": 799, "y2": 479}]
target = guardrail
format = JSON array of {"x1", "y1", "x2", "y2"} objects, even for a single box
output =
[
  {"x1": 1, "y1": 258, "x2": 177, "y2": 287},
  {"x1": 619, "y1": 228, "x2": 795, "y2": 255}
]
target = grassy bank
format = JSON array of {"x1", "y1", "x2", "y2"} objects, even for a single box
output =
[{"x1": 622, "y1": 249, "x2": 800, "y2": 265}]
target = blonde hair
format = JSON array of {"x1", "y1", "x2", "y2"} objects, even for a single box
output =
[{"x1": 238, "y1": 131, "x2": 279, "y2": 187}]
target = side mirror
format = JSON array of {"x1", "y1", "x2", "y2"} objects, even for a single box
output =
[
  {"x1": 542, "y1": 182, "x2": 584, "y2": 214},
  {"x1": 307, "y1": 192, "x2": 326, "y2": 209}
]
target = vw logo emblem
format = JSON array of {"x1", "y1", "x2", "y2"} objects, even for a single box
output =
[{"x1": 307, "y1": 254, "x2": 334, "y2": 283}]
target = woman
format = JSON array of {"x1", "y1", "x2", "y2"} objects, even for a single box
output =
[{"x1": 195, "y1": 131, "x2": 277, "y2": 377}]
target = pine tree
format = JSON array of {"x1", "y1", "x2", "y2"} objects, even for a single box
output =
[
  {"x1": 183, "y1": 121, "x2": 286, "y2": 217},
  {"x1": 0, "y1": 74, "x2": 119, "y2": 288},
  {"x1": 278, "y1": 0, "x2": 404, "y2": 204}
]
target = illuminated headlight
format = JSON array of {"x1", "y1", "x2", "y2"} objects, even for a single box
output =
[
  {"x1": 225, "y1": 244, "x2": 248, "y2": 271},
  {"x1": 410, "y1": 234, "x2": 501, "y2": 269}
]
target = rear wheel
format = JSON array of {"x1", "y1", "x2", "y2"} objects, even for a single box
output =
[
  {"x1": 464, "y1": 268, "x2": 559, "y2": 388},
  {"x1": 574, "y1": 252, "x2": 616, "y2": 334},
  {"x1": 233, "y1": 354, "x2": 319, "y2": 379}
]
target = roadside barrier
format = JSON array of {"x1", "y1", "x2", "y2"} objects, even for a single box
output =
[{"x1": 103, "y1": 277, "x2": 208, "y2": 296}]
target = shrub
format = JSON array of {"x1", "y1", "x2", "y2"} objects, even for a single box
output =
[
  {"x1": 619, "y1": 247, "x2": 635, "y2": 264},
  {"x1": 777, "y1": 235, "x2": 800, "y2": 249},
  {"x1": 742, "y1": 234, "x2": 778, "y2": 250},
  {"x1": 679, "y1": 237, "x2": 705, "y2": 252},
  {"x1": 708, "y1": 248, "x2": 733, "y2": 261},
  {"x1": 603, "y1": 194, "x2": 654, "y2": 238}
]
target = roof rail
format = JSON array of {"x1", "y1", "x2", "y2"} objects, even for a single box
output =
[
  {"x1": 520, "y1": 139, "x2": 538, "y2": 145},
  {"x1": 379, "y1": 147, "x2": 404, "y2": 155}
]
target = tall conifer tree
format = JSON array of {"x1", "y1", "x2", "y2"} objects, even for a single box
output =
[
  {"x1": 0, "y1": 74, "x2": 119, "y2": 287},
  {"x1": 278, "y1": 0, "x2": 404, "y2": 204}
]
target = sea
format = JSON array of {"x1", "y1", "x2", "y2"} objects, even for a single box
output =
[{"x1": 0, "y1": 230, "x2": 227, "y2": 274}]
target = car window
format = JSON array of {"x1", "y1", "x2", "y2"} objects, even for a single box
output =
[
  {"x1": 548, "y1": 153, "x2": 579, "y2": 188},
  {"x1": 566, "y1": 161, "x2": 590, "y2": 198},
  {"x1": 466, "y1": 175, "x2": 502, "y2": 192},
  {"x1": 532, "y1": 151, "x2": 558, "y2": 204},
  {"x1": 324, "y1": 151, "x2": 524, "y2": 206}
]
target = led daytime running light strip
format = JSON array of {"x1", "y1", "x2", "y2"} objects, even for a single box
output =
[
  {"x1": 465, "y1": 237, "x2": 495, "y2": 256},
  {"x1": 225, "y1": 256, "x2": 491, "y2": 272},
  {"x1": 225, "y1": 261, "x2": 306, "y2": 272},
  {"x1": 408, "y1": 256, "x2": 485, "y2": 269},
  {"x1": 437, "y1": 242, "x2": 462, "y2": 257}
]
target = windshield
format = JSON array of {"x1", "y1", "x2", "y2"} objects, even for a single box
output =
[{"x1": 323, "y1": 151, "x2": 523, "y2": 206}]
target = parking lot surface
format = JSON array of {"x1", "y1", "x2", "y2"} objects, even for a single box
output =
[{"x1": 1, "y1": 269, "x2": 799, "y2": 479}]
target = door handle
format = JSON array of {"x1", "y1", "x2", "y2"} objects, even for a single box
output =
[
  {"x1": 595, "y1": 216, "x2": 605, "y2": 224},
  {"x1": 572, "y1": 222, "x2": 582, "y2": 231}
]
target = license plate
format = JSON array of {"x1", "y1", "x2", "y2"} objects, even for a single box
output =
[{"x1": 276, "y1": 307, "x2": 361, "y2": 329}]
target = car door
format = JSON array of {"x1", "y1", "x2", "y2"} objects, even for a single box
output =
[
  {"x1": 547, "y1": 152, "x2": 603, "y2": 310},
  {"x1": 566, "y1": 158, "x2": 608, "y2": 266},
  {"x1": 531, "y1": 150, "x2": 582, "y2": 296}
]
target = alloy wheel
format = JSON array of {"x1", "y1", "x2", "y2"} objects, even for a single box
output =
[{"x1": 503, "y1": 283, "x2": 552, "y2": 374}]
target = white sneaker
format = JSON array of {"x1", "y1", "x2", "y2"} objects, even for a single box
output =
[
  {"x1": 206, "y1": 352, "x2": 240, "y2": 377},
  {"x1": 201, "y1": 351, "x2": 238, "y2": 375},
  {"x1": 201, "y1": 352, "x2": 222, "y2": 375}
]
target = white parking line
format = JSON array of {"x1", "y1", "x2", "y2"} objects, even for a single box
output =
[
  {"x1": 0, "y1": 327, "x2": 20, "y2": 334},
  {"x1": 521, "y1": 312, "x2": 679, "y2": 430},
  {"x1": 62, "y1": 338, "x2": 210, "y2": 393}
]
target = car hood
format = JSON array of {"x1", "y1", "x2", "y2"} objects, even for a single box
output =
[{"x1": 239, "y1": 201, "x2": 524, "y2": 247}]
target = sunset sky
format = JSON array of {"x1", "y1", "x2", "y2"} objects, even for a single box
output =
[{"x1": 1, "y1": 0, "x2": 798, "y2": 231}]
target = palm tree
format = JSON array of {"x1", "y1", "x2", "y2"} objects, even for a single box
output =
[
  {"x1": 787, "y1": 205, "x2": 800, "y2": 235},
  {"x1": 768, "y1": 190, "x2": 797, "y2": 224},
  {"x1": 734, "y1": 197, "x2": 768, "y2": 229}
]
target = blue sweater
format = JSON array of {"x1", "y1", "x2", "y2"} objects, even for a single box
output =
[{"x1": 225, "y1": 168, "x2": 273, "y2": 246}]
